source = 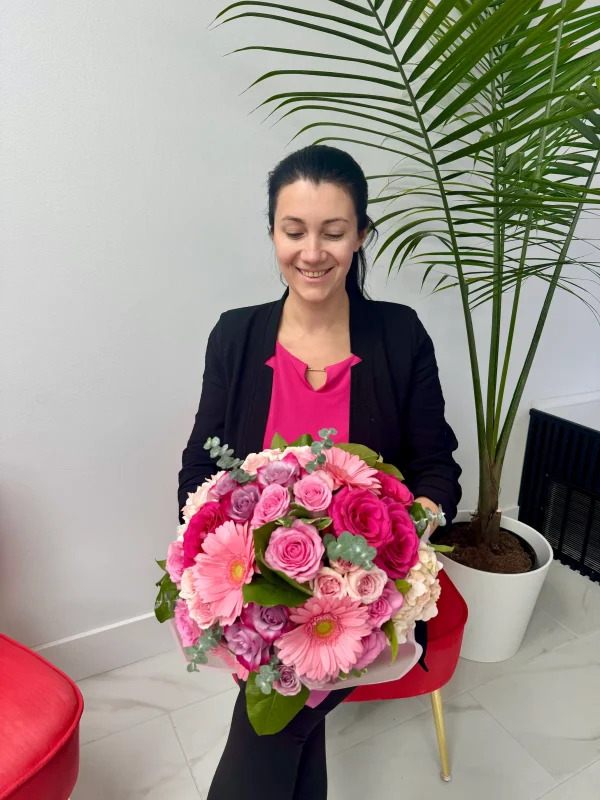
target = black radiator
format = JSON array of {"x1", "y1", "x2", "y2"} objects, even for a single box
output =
[{"x1": 519, "y1": 408, "x2": 600, "y2": 583}]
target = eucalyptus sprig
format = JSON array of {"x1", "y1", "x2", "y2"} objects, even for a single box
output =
[
  {"x1": 305, "y1": 428, "x2": 337, "y2": 474},
  {"x1": 203, "y1": 436, "x2": 254, "y2": 484},
  {"x1": 324, "y1": 531, "x2": 377, "y2": 571},
  {"x1": 255, "y1": 655, "x2": 282, "y2": 695},
  {"x1": 184, "y1": 624, "x2": 223, "y2": 673}
]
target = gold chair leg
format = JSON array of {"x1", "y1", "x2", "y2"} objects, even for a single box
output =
[{"x1": 430, "y1": 689, "x2": 451, "y2": 782}]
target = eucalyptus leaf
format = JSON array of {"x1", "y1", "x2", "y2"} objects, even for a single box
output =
[{"x1": 246, "y1": 672, "x2": 310, "y2": 735}]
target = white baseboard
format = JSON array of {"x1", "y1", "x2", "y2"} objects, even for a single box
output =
[{"x1": 34, "y1": 613, "x2": 175, "y2": 682}]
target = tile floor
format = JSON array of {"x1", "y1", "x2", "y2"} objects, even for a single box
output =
[{"x1": 73, "y1": 562, "x2": 600, "y2": 799}]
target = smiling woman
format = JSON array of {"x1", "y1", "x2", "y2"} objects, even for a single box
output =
[{"x1": 179, "y1": 144, "x2": 462, "y2": 800}]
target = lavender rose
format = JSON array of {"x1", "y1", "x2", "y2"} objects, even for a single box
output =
[
  {"x1": 240, "y1": 603, "x2": 293, "y2": 644},
  {"x1": 224, "y1": 621, "x2": 271, "y2": 672},
  {"x1": 293, "y1": 475, "x2": 332, "y2": 515},
  {"x1": 264, "y1": 519, "x2": 325, "y2": 583},
  {"x1": 225, "y1": 483, "x2": 260, "y2": 522},
  {"x1": 257, "y1": 453, "x2": 300, "y2": 488},
  {"x1": 367, "y1": 579, "x2": 404, "y2": 628},
  {"x1": 375, "y1": 499, "x2": 420, "y2": 579},
  {"x1": 346, "y1": 565, "x2": 388, "y2": 604},
  {"x1": 353, "y1": 630, "x2": 388, "y2": 671},
  {"x1": 330, "y1": 487, "x2": 393, "y2": 551},
  {"x1": 252, "y1": 483, "x2": 291, "y2": 527},
  {"x1": 273, "y1": 665, "x2": 303, "y2": 696},
  {"x1": 210, "y1": 472, "x2": 238, "y2": 500}
]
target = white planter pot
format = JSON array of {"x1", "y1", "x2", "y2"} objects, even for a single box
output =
[{"x1": 438, "y1": 511, "x2": 553, "y2": 663}]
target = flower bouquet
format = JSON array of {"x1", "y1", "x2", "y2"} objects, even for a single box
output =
[{"x1": 155, "y1": 429, "x2": 449, "y2": 735}]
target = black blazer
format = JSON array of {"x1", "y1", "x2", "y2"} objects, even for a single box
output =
[{"x1": 179, "y1": 290, "x2": 462, "y2": 518}]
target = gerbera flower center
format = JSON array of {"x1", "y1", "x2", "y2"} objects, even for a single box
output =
[
  {"x1": 229, "y1": 558, "x2": 246, "y2": 584},
  {"x1": 312, "y1": 614, "x2": 340, "y2": 641}
]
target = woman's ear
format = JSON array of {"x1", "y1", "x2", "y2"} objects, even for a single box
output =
[{"x1": 356, "y1": 227, "x2": 368, "y2": 251}]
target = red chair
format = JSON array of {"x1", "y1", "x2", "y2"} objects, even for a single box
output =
[
  {"x1": 344, "y1": 570, "x2": 468, "y2": 782},
  {"x1": 0, "y1": 634, "x2": 84, "y2": 800}
]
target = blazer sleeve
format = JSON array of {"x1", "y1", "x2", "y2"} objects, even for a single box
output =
[
  {"x1": 402, "y1": 311, "x2": 462, "y2": 522},
  {"x1": 178, "y1": 316, "x2": 227, "y2": 516}
]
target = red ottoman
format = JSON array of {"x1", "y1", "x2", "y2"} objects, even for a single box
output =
[{"x1": 0, "y1": 634, "x2": 84, "y2": 800}]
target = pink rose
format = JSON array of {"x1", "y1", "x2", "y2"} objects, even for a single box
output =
[
  {"x1": 273, "y1": 665, "x2": 302, "y2": 696},
  {"x1": 293, "y1": 475, "x2": 332, "y2": 515},
  {"x1": 330, "y1": 558, "x2": 361, "y2": 574},
  {"x1": 252, "y1": 483, "x2": 291, "y2": 527},
  {"x1": 224, "y1": 621, "x2": 271, "y2": 672},
  {"x1": 257, "y1": 453, "x2": 300, "y2": 488},
  {"x1": 166, "y1": 540, "x2": 185, "y2": 586},
  {"x1": 241, "y1": 603, "x2": 293, "y2": 644},
  {"x1": 264, "y1": 519, "x2": 325, "y2": 583},
  {"x1": 183, "y1": 502, "x2": 225, "y2": 568},
  {"x1": 375, "y1": 500, "x2": 420, "y2": 579},
  {"x1": 367, "y1": 579, "x2": 404, "y2": 628},
  {"x1": 175, "y1": 599, "x2": 201, "y2": 648},
  {"x1": 353, "y1": 629, "x2": 388, "y2": 671},
  {"x1": 330, "y1": 487, "x2": 393, "y2": 551},
  {"x1": 312, "y1": 567, "x2": 348, "y2": 600},
  {"x1": 378, "y1": 472, "x2": 414, "y2": 506},
  {"x1": 346, "y1": 566, "x2": 388, "y2": 604}
]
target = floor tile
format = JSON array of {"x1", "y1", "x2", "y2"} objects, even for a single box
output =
[
  {"x1": 327, "y1": 693, "x2": 556, "y2": 800},
  {"x1": 540, "y1": 758, "x2": 600, "y2": 799},
  {"x1": 472, "y1": 631, "x2": 600, "y2": 782},
  {"x1": 78, "y1": 649, "x2": 235, "y2": 744},
  {"x1": 326, "y1": 694, "x2": 427, "y2": 756},
  {"x1": 443, "y1": 608, "x2": 576, "y2": 700},
  {"x1": 537, "y1": 562, "x2": 600, "y2": 636},
  {"x1": 73, "y1": 714, "x2": 199, "y2": 799},
  {"x1": 170, "y1": 688, "x2": 239, "y2": 799}
]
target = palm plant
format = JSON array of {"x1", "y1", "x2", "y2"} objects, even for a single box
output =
[{"x1": 213, "y1": 0, "x2": 600, "y2": 547}]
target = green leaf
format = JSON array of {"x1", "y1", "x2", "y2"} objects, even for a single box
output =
[
  {"x1": 289, "y1": 433, "x2": 314, "y2": 447},
  {"x1": 270, "y1": 566, "x2": 313, "y2": 596},
  {"x1": 334, "y1": 442, "x2": 379, "y2": 467},
  {"x1": 270, "y1": 432, "x2": 288, "y2": 450},
  {"x1": 375, "y1": 462, "x2": 404, "y2": 479},
  {"x1": 409, "y1": 501, "x2": 428, "y2": 524},
  {"x1": 242, "y1": 575, "x2": 308, "y2": 607},
  {"x1": 382, "y1": 619, "x2": 399, "y2": 664},
  {"x1": 154, "y1": 572, "x2": 179, "y2": 623},
  {"x1": 429, "y1": 543, "x2": 455, "y2": 553},
  {"x1": 253, "y1": 521, "x2": 313, "y2": 596},
  {"x1": 312, "y1": 517, "x2": 333, "y2": 530},
  {"x1": 246, "y1": 672, "x2": 310, "y2": 735},
  {"x1": 394, "y1": 579, "x2": 412, "y2": 595},
  {"x1": 156, "y1": 558, "x2": 167, "y2": 572}
]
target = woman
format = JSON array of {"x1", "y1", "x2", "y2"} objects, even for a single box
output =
[{"x1": 179, "y1": 144, "x2": 461, "y2": 799}]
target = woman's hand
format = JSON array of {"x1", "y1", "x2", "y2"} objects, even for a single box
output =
[{"x1": 414, "y1": 496, "x2": 440, "y2": 533}]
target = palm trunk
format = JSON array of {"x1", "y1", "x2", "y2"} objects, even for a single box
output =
[{"x1": 472, "y1": 457, "x2": 501, "y2": 546}]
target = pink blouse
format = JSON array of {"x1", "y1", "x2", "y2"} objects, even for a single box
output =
[{"x1": 263, "y1": 342, "x2": 361, "y2": 449}]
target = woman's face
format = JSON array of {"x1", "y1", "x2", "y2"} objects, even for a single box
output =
[{"x1": 271, "y1": 180, "x2": 367, "y2": 304}]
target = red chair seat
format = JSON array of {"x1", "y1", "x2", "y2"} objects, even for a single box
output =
[
  {"x1": 0, "y1": 634, "x2": 84, "y2": 800},
  {"x1": 347, "y1": 570, "x2": 468, "y2": 702}
]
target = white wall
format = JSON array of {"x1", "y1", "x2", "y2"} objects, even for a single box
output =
[{"x1": 1, "y1": 1, "x2": 598, "y2": 675}]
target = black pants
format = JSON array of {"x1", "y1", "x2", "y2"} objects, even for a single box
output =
[{"x1": 207, "y1": 683, "x2": 354, "y2": 800}]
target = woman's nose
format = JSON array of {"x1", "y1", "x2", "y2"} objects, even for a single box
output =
[{"x1": 301, "y1": 240, "x2": 326, "y2": 265}]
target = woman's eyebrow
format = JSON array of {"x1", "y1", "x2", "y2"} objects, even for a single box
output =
[{"x1": 281, "y1": 216, "x2": 350, "y2": 224}]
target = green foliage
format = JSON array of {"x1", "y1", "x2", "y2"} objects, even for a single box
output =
[
  {"x1": 184, "y1": 624, "x2": 223, "y2": 671},
  {"x1": 251, "y1": 520, "x2": 313, "y2": 598},
  {"x1": 394, "y1": 578, "x2": 412, "y2": 595},
  {"x1": 382, "y1": 619, "x2": 399, "y2": 664},
  {"x1": 203, "y1": 436, "x2": 254, "y2": 484},
  {"x1": 271, "y1": 432, "x2": 288, "y2": 450},
  {"x1": 325, "y1": 530, "x2": 377, "y2": 570},
  {"x1": 376, "y1": 462, "x2": 404, "y2": 479},
  {"x1": 243, "y1": 575, "x2": 307, "y2": 607},
  {"x1": 213, "y1": 0, "x2": 600, "y2": 546},
  {"x1": 289, "y1": 433, "x2": 314, "y2": 446},
  {"x1": 154, "y1": 560, "x2": 178, "y2": 623},
  {"x1": 246, "y1": 672, "x2": 310, "y2": 735},
  {"x1": 305, "y1": 428, "x2": 337, "y2": 473},
  {"x1": 334, "y1": 442, "x2": 379, "y2": 467}
]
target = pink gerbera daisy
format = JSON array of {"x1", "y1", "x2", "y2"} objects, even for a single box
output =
[
  {"x1": 275, "y1": 596, "x2": 372, "y2": 683},
  {"x1": 192, "y1": 520, "x2": 255, "y2": 626},
  {"x1": 323, "y1": 447, "x2": 381, "y2": 493}
]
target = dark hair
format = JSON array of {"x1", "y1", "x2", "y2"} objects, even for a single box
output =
[{"x1": 267, "y1": 145, "x2": 377, "y2": 297}]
